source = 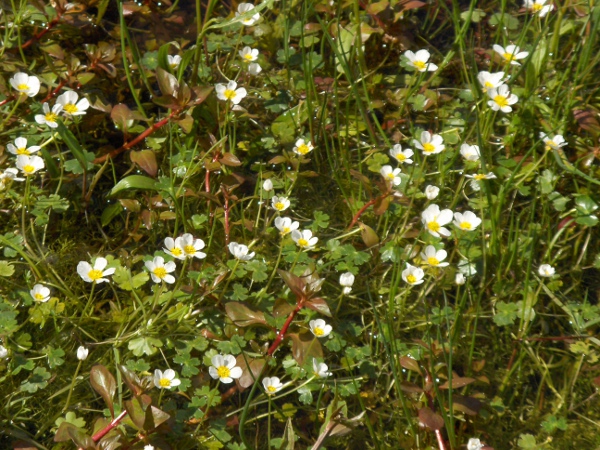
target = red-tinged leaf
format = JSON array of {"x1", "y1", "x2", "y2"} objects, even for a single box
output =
[
  {"x1": 273, "y1": 298, "x2": 295, "y2": 318},
  {"x1": 402, "y1": 0, "x2": 426, "y2": 10},
  {"x1": 130, "y1": 150, "x2": 157, "y2": 177},
  {"x1": 156, "y1": 67, "x2": 178, "y2": 97},
  {"x1": 278, "y1": 269, "x2": 305, "y2": 298},
  {"x1": 220, "y1": 153, "x2": 242, "y2": 167},
  {"x1": 476, "y1": 375, "x2": 490, "y2": 384},
  {"x1": 176, "y1": 81, "x2": 192, "y2": 106},
  {"x1": 573, "y1": 109, "x2": 600, "y2": 134},
  {"x1": 399, "y1": 381, "x2": 424, "y2": 393},
  {"x1": 225, "y1": 302, "x2": 267, "y2": 327},
  {"x1": 236, "y1": 356, "x2": 266, "y2": 388},
  {"x1": 303, "y1": 22, "x2": 321, "y2": 34},
  {"x1": 55, "y1": 423, "x2": 95, "y2": 449},
  {"x1": 76, "y1": 72, "x2": 96, "y2": 85},
  {"x1": 152, "y1": 95, "x2": 179, "y2": 109},
  {"x1": 91, "y1": 417, "x2": 111, "y2": 436},
  {"x1": 54, "y1": 422, "x2": 80, "y2": 442},
  {"x1": 119, "y1": 199, "x2": 141, "y2": 212},
  {"x1": 417, "y1": 407, "x2": 444, "y2": 430},
  {"x1": 97, "y1": 63, "x2": 117, "y2": 78},
  {"x1": 358, "y1": 221, "x2": 379, "y2": 247},
  {"x1": 269, "y1": 155, "x2": 288, "y2": 165},
  {"x1": 90, "y1": 365, "x2": 116, "y2": 418},
  {"x1": 439, "y1": 376, "x2": 475, "y2": 390},
  {"x1": 399, "y1": 356, "x2": 421, "y2": 374},
  {"x1": 373, "y1": 195, "x2": 391, "y2": 215},
  {"x1": 176, "y1": 114, "x2": 194, "y2": 133},
  {"x1": 118, "y1": 364, "x2": 144, "y2": 397},
  {"x1": 289, "y1": 332, "x2": 323, "y2": 366},
  {"x1": 298, "y1": 170, "x2": 319, "y2": 177},
  {"x1": 304, "y1": 297, "x2": 332, "y2": 317},
  {"x1": 593, "y1": 375, "x2": 600, "y2": 388},
  {"x1": 472, "y1": 359, "x2": 486, "y2": 372},
  {"x1": 451, "y1": 394, "x2": 483, "y2": 416},
  {"x1": 192, "y1": 85, "x2": 214, "y2": 105},
  {"x1": 197, "y1": 191, "x2": 222, "y2": 204},
  {"x1": 40, "y1": 43, "x2": 65, "y2": 59},
  {"x1": 365, "y1": 0, "x2": 389, "y2": 14},
  {"x1": 111, "y1": 104, "x2": 135, "y2": 132},
  {"x1": 97, "y1": 433, "x2": 122, "y2": 450},
  {"x1": 124, "y1": 395, "x2": 150, "y2": 430}
]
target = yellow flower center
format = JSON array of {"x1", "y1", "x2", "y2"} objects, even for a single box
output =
[
  {"x1": 503, "y1": 53, "x2": 515, "y2": 62},
  {"x1": 406, "y1": 274, "x2": 417, "y2": 284},
  {"x1": 423, "y1": 143, "x2": 435, "y2": 153},
  {"x1": 545, "y1": 141, "x2": 555, "y2": 151},
  {"x1": 23, "y1": 164, "x2": 35, "y2": 174},
  {"x1": 45, "y1": 112, "x2": 58, "y2": 123},
  {"x1": 34, "y1": 293, "x2": 45, "y2": 300},
  {"x1": 484, "y1": 81, "x2": 494, "y2": 88},
  {"x1": 460, "y1": 222, "x2": 472, "y2": 230},
  {"x1": 386, "y1": 173, "x2": 395, "y2": 180},
  {"x1": 396, "y1": 153, "x2": 406, "y2": 161},
  {"x1": 274, "y1": 202, "x2": 285, "y2": 210},
  {"x1": 170, "y1": 247, "x2": 183, "y2": 256},
  {"x1": 170, "y1": 63, "x2": 178, "y2": 69},
  {"x1": 494, "y1": 95, "x2": 508, "y2": 107},
  {"x1": 297, "y1": 238, "x2": 309, "y2": 247},
  {"x1": 217, "y1": 366, "x2": 231, "y2": 378},
  {"x1": 281, "y1": 227, "x2": 290, "y2": 235},
  {"x1": 184, "y1": 244, "x2": 196, "y2": 255},
  {"x1": 474, "y1": 174, "x2": 486, "y2": 180},
  {"x1": 88, "y1": 269, "x2": 103, "y2": 281},
  {"x1": 313, "y1": 327, "x2": 324, "y2": 336},
  {"x1": 427, "y1": 221, "x2": 440, "y2": 232},
  {"x1": 532, "y1": 3, "x2": 543, "y2": 11},
  {"x1": 413, "y1": 60, "x2": 426, "y2": 71},
  {"x1": 64, "y1": 103, "x2": 79, "y2": 114},
  {"x1": 267, "y1": 385, "x2": 277, "y2": 393},
  {"x1": 16, "y1": 147, "x2": 29, "y2": 155},
  {"x1": 159, "y1": 377, "x2": 171, "y2": 387},
  {"x1": 153, "y1": 267, "x2": 167, "y2": 279},
  {"x1": 297, "y1": 144, "x2": 310, "y2": 155},
  {"x1": 243, "y1": 54, "x2": 254, "y2": 61},
  {"x1": 17, "y1": 83, "x2": 29, "y2": 91},
  {"x1": 224, "y1": 89, "x2": 237, "y2": 100},
  {"x1": 427, "y1": 257, "x2": 440, "y2": 266}
]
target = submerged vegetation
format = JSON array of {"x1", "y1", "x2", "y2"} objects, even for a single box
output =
[{"x1": 1, "y1": 0, "x2": 600, "y2": 448}]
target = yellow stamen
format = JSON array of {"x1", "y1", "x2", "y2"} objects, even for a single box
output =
[
  {"x1": 16, "y1": 147, "x2": 29, "y2": 155},
  {"x1": 159, "y1": 378, "x2": 171, "y2": 387},
  {"x1": 298, "y1": 238, "x2": 309, "y2": 247},
  {"x1": 297, "y1": 144, "x2": 310, "y2": 154},
  {"x1": 427, "y1": 221, "x2": 440, "y2": 232},
  {"x1": 406, "y1": 274, "x2": 417, "y2": 284},
  {"x1": 474, "y1": 174, "x2": 486, "y2": 180},
  {"x1": 23, "y1": 165, "x2": 35, "y2": 174},
  {"x1": 396, "y1": 153, "x2": 406, "y2": 161},
  {"x1": 460, "y1": 222, "x2": 472, "y2": 230},
  {"x1": 17, "y1": 83, "x2": 29, "y2": 90},
  {"x1": 153, "y1": 267, "x2": 167, "y2": 279},
  {"x1": 217, "y1": 366, "x2": 231, "y2": 378},
  {"x1": 170, "y1": 247, "x2": 183, "y2": 256},
  {"x1": 503, "y1": 53, "x2": 515, "y2": 62},
  {"x1": 494, "y1": 95, "x2": 508, "y2": 108},
  {"x1": 34, "y1": 293, "x2": 45, "y2": 300},
  {"x1": 413, "y1": 60, "x2": 426, "y2": 71},
  {"x1": 313, "y1": 327, "x2": 324, "y2": 336},
  {"x1": 88, "y1": 269, "x2": 103, "y2": 281},
  {"x1": 274, "y1": 202, "x2": 285, "y2": 210},
  {"x1": 45, "y1": 112, "x2": 58, "y2": 123},
  {"x1": 64, "y1": 103, "x2": 79, "y2": 114},
  {"x1": 267, "y1": 385, "x2": 277, "y2": 393},
  {"x1": 184, "y1": 245, "x2": 196, "y2": 255},
  {"x1": 427, "y1": 257, "x2": 440, "y2": 266},
  {"x1": 224, "y1": 89, "x2": 237, "y2": 100},
  {"x1": 423, "y1": 143, "x2": 435, "y2": 153}
]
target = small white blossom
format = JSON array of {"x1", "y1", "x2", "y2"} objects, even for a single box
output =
[
  {"x1": 236, "y1": 3, "x2": 260, "y2": 26},
  {"x1": 274, "y1": 217, "x2": 299, "y2": 235},
  {"x1": 0, "y1": 345, "x2": 8, "y2": 358},
  {"x1": 425, "y1": 185, "x2": 439, "y2": 200},
  {"x1": 153, "y1": 369, "x2": 181, "y2": 389},
  {"x1": 293, "y1": 138, "x2": 314, "y2": 156},
  {"x1": 145, "y1": 256, "x2": 176, "y2": 284},
  {"x1": 215, "y1": 80, "x2": 247, "y2": 105},
  {"x1": 262, "y1": 376, "x2": 283, "y2": 394},
  {"x1": 465, "y1": 172, "x2": 497, "y2": 181},
  {"x1": 413, "y1": 131, "x2": 445, "y2": 155},
  {"x1": 144, "y1": 446, "x2": 155, "y2": 450},
  {"x1": 228, "y1": 242, "x2": 255, "y2": 261},
  {"x1": 380, "y1": 165, "x2": 401, "y2": 186},
  {"x1": 524, "y1": 0, "x2": 553, "y2": 17},
  {"x1": 77, "y1": 346, "x2": 89, "y2": 361},
  {"x1": 453, "y1": 211, "x2": 482, "y2": 231},
  {"x1": 248, "y1": 62, "x2": 262, "y2": 75},
  {"x1": 7, "y1": 137, "x2": 41, "y2": 156},
  {"x1": 239, "y1": 46, "x2": 259, "y2": 62},
  {"x1": 209, "y1": 354, "x2": 243, "y2": 383},
  {"x1": 262, "y1": 179, "x2": 273, "y2": 191},
  {"x1": 493, "y1": 44, "x2": 529, "y2": 65},
  {"x1": 421, "y1": 204, "x2": 453, "y2": 238},
  {"x1": 272, "y1": 195, "x2": 290, "y2": 211},
  {"x1": 163, "y1": 237, "x2": 185, "y2": 260},
  {"x1": 77, "y1": 257, "x2": 115, "y2": 284},
  {"x1": 168, "y1": 54, "x2": 182, "y2": 69},
  {"x1": 291, "y1": 229, "x2": 318, "y2": 250},
  {"x1": 404, "y1": 49, "x2": 438, "y2": 72},
  {"x1": 538, "y1": 264, "x2": 555, "y2": 277},
  {"x1": 402, "y1": 263, "x2": 425, "y2": 285},
  {"x1": 460, "y1": 143, "x2": 481, "y2": 161},
  {"x1": 455, "y1": 273, "x2": 466, "y2": 285},
  {"x1": 179, "y1": 233, "x2": 207, "y2": 259},
  {"x1": 16, "y1": 154, "x2": 45, "y2": 176},
  {"x1": 420, "y1": 245, "x2": 449, "y2": 267},
  {"x1": 339, "y1": 272, "x2": 355, "y2": 295},
  {"x1": 312, "y1": 358, "x2": 331, "y2": 378},
  {"x1": 10, "y1": 72, "x2": 40, "y2": 97},
  {"x1": 56, "y1": 91, "x2": 89, "y2": 116},
  {"x1": 309, "y1": 319, "x2": 332, "y2": 338},
  {"x1": 0, "y1": 168, "x2": 23, "y2": 187},
  {"x1": 389, "y1": 144, "x2": 414, "y2": 164},
  {"x1": 477, "y1": 71, "x2": 506, "y2": 92},
  {"x1": 30, "y1": 284, "x2": 50, "y2": 303},
  {"x1": 35, "y1": 102, "x2": 63, "y2": 128},
  {"x1": 467, "y1": 438, "x2": 484, "y2": 450},
  {"x1": 540, "y1": 133, "x2": 567, "y2": 151},
  {"x1": 487, "y1": 84, "x2": 518, "y2": 113}
]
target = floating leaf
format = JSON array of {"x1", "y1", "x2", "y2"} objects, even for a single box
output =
[
  {"x1": 399, "y1": 356, "x2": 421, "y2": 374},
  {"x1": 289, "y1": 332, "x2": 323, "y2": 366},
  {"x1": 0, "y1": 260, "x2": 15, "y2": 276},
  {"x1": 90, "y1": 365, "x2": 116, "y2": 418},
  {"x1": 130, "y1": 150, "x2": 158, "y2": 177},
  {"x1": 236, "y1": 356, "x2": 266, "y2": 389},
  {"x1": 224, "y1": 302, "x2": 267, "y2": 327},
  {"x1": 439, "y1": 376, "x2": 475, "y2": 389},
  {"x1": 304, "y1": 297, "x2": 332, "y2": 317},
  {"x1": 417, "y1": 407, "x2": 444, "y2": 430}
]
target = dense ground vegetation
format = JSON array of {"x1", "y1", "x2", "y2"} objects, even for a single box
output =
[{"x1": 1, "y1": 0, "x2": 600, "y2": 449}]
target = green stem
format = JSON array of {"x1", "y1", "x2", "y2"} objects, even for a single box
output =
[{"x1": 62, "y1": 360, "x2": 83, "y2": 412}]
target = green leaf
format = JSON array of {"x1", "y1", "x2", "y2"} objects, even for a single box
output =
[
  {"x1": 55, "y1": 411, "x2": 86, "y2": 429},
  {"x1": 56, "y1": 122, "x2": 92, "y2": 174},
  {"x1": 0, "y1": 302, "x2": 18, "y2": 336},
  {"x1": 0, "y1": 260, "x2": 15, "y2": 276},
  {"x1": 112, "y1": 266, "x2": 149, "y2": 291},
  {"x1": 493, "y1": 301, "x2": 519, "y2": 326},
  {"x1": 575, "y1": 195, "x2": 598, "y2": 215},
  {"x1": 20, "y1": 366, "x2": 51, "y2": 393},
  {"x1": 517, "y1": 433, "x2": 537, "y2": 449},
  {"x1": 109, "y1": 175, "x2": 159, "y2": 196},
  {"x1": 46, "y1": 346, "x2": 65, "y2": 368},
  {"x1": 128, "y1": 336, "x2": 163, "y2": 356}
]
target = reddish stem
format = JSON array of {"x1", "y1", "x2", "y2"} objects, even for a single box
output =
[
  {"x1": 222, "y1": 187, "x2": 230, "y2": 245},
  {"x1": 41, "y1": 79, "x2": 67, "y2": 103},
  {"x1": 21, "y1": 12, "x2": 63, "y2": 50},
  {"x1": 93, "y1": 109, "x2": 181, "y2": 164},
  {"x1": 347, "y1": 192, "x2": 391, "y2": 229},
  {"x1": 267, "y1": 299, "x2": 305, "y2": 356},
  {"x1": 87, "y1": 410, "x2": 128, "y2": 445},
  {"x1": 0, "y1": 96, "x2": 15, "y2": 107}
]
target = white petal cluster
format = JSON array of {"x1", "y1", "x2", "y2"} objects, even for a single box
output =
[
  {"x1": 229, "y1": 242, "x2": 255, "y2": 261},
  {"x1": 77, "y1": 257, "x2": 116, "y2": 283},
  {"x1": 215, "y1": 80, "x2": 247, "y2": 105},
  {"x1": 404, "y1": 50, "x2": 438, "y2": 72},
  {"x1": 209, "y1": 354, "x2": 243, "y2": 383},
  {"x1": 413, "y1": 131, "x2": 445, "y2": 155}
]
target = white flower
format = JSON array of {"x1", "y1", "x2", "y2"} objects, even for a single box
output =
[
  {"x1": 380, "y1": 165, "x2": 401, "y2": 186},
  {"x1": 453, "y1": 211, "x2": 482, "y2": 231},
  {"x1": 291, "y1": 229, "x2": 318, "y2": 250},
  {"x1": 262, "y1": 376, "x2": 283, "y2": 394},
  {"x1": 274, "y1": 217, "x2": 299, "y2": 235},
  {"x1": 10, "y1": 72, "x2": 40, "y2": 97},
  {"x1": 493, "y1": 44, "x2": 529, "y2": 65},
  {"x1": 425, "y1": 185, "x2": 439, "y2": 200},
  {"x1": 389, "y1": 144, "x2": 414, "y2": 164},
  {"x1": 421, "y1": 204, "x2": 453, "y2": 238},
  {"x1": 236, "y1": 3, "x2": 260, "y2": 26},
  {"x1": 467, "y1": 438, "x2": 484, "y2": 450},
  {"x1": 272, "y1": 195, "x2": 290, "y2": 211},
  {"x1": 293, "y1": 138, "x2": 314, "y2": 156},
  {"x1": 477, "y1": 71, "x2": 506, "y2": 92},
  {"x1": 455, "y1": 273, "x2": 466, "y2": 285},
  {"x1": 163, "y1": 236, "x2": 185, "y2": 260},
  {"x1": 16, "y1": 155, "x2": 45, "y2": 176},
  {"x1": 487, "y1": 84, "x2": 518, "y2": 113},
  {"x1": 404, "y1": 49, "x2": 438, "y2": 72},
  {"x1": 248, "y1": 62, "x2": 262, "y2": 75},
  {"x1": 30, "y1": 284, "x2": 50, "y2": 303},
  {"x1": 524, "y1": 0, "x2": 553, "y2": 17},
  {"x1": 0, "y1": 344, "x2": 7, "y2": 358},
  {"x1": 309, "y1": 319, "x2": 332, "y2": 338},
  {"x1": 145, "y1": 256, "x2": 176, "y2": 284},
  {"x1": 35, "y1": 102, "x2": 63, "y2": 128},
  {"x1": 540, "y1": 133, "x2": 567, "y2": 151},
  {"x1": 538, "y1": 264, "x2": 555, "y2": 277},
  {"x1": 209, "y1": 354, "x2": 243, "y2": 384},
  {"x1": 56, "y1": 91, "x2": 89, "y2": 116},
  {"x1": 339, "y1": 272, "x2": 355, "y2": 295},
  {"x1": 77, "y1": 257, "x2": 116, "y2": 283},
  {"x1": 7, "y1": 137, "x2": 41, "y2": 156},
  {"x1": 77, "y1": 346, "x2": 89, "y2": 361},
  {"x1": 402, "y1": 263, "x2": 425, "y2": 285},
  {"x1": 262, "y1": 179, "x2": 273, "y2": 191},
  {"x1": 228, "y1": 242, "x2": 255, "y2": 261},
  {"x1": 168, "y1": 54, "x2": 182, "y2": 69},
  {"x1": 458, "y1": 259, "x2": 477, "y2": 277},
  {"x1": 465, "y1": 172, "x2": 497, "y2": 181},
  {"x1": 420, "y1": 245, "x2": 449, "y2": 267},
  {"x1": 413, "y1": 131, "x2": 445, "y2": 155},
  {"x1": 312, "y1": 358, "x2": 331, "y2": 378},
  {"x1": 215, "y1": 80, "x2": 247, "y2": 105},
  {"x1": 153, "y1": 369, "x2": 181, "y2": 389},
  {"x1": 0, "y1": 168, "x2": 24, "y2": 190},
  {"x1": 144, "y1": 446, "x2": 155, "y2": 450},
  {"x1": 460, "y1": 143, "x2": 481, "y2": 161},
  {"x1": 239, "y1": 46, "x2": 259, "y2": 62},
  {"x1": 179, "y1": 233, "x2": 207, "y2": 259}
]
